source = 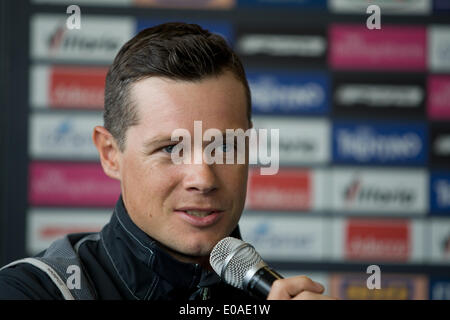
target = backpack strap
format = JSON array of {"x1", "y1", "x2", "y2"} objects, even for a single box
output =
[
  {"x1": 0, "y1": 233, "x2": 99, "y2": 300},
  {"x1": 0, "y1": 258, "x2": 75, "y2": 300}
]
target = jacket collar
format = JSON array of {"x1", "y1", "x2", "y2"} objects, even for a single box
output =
[{"x1": 101, "y1": 195, "x2": 242, "y2": 300}]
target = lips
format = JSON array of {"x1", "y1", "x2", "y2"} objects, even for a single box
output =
[
  {"x1": 174, "y1": 207, "x2": 224, "y2": 227},
  {"x1": 184, "y1": 210, "x2": 214, "y2": 217}
]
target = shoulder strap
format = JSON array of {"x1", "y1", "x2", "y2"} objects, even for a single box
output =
[
  {"x1": 0, "y1": 258, "x2": 75, "y2": 300},
  {"x1": 0, "y1": 233, "x2": 100, "y2": 300}
]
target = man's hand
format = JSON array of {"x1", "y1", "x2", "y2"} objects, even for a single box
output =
[{"x1": 267, "y1": 276, "x2": 337, "y2": 300}]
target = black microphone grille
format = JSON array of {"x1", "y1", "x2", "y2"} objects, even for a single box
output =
[{"x1": 210, "y1": 237, "x2": 265, "y2": 290}]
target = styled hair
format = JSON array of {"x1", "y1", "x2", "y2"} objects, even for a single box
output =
[{"x1": 103, "y1": 22, "x2": 251, "y2": 151}]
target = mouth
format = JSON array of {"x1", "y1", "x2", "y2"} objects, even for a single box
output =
[
  {"x1": 174, "y1": 208, "x2": 224, "y2": 227},
  {"x1": 180, "y1": 210, "x2": 218, "y2": 217}
]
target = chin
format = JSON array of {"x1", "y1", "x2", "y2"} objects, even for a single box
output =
[{"x1": 182, "y1": 237, "x2": 218, "y2": 256}]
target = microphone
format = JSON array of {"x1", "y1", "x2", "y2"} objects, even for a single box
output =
[{"x1": 209, "y1": 237, "x2": 284, "y2": 299}]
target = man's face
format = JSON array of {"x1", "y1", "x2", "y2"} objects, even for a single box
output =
[{"x1": 117, "y1": 71, "x2": 249, "y2": 263}]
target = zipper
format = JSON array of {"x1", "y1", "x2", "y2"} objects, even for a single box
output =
[
  {"x1": 194, "y1": 263, "x2": 211, "y2": 300},
  {"x1": 200, "y1": 287, "x2": 210, "y2": 300}
]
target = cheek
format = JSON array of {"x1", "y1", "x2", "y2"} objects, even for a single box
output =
[
  {"x1": 120, "y1": 156, "x2": 147, "y2": 193},
  {"x1": 121, "y1": 157, "x2": 181, "y2": 209},
  {"x1": 219, "y1": 164, "x2": 249, "y2": 195}
]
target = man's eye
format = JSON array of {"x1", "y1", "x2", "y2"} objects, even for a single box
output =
[{"x1": 162, "y1": 145, "x2": 176, "y2": 153}]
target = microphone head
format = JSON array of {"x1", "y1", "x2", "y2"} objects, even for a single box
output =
[{"x1": 210, "y1": 237, "x2": 265, "y2": 290}]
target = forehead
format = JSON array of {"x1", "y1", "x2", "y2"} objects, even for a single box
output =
[{"x1": 129, "y1": 72, "x2": 249, "y2": 137}]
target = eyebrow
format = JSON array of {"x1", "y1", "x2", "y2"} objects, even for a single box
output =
[
  {"x1": 142, "y1": 136, "x2": 174, "y2": 151},
  {"x1": 142, "y1": 130, "x2": 246, "y2": 151}
]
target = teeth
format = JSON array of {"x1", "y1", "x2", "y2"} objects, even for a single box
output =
[{"x1": 185, "y1": 210, "x2": 213, "y2": 217}]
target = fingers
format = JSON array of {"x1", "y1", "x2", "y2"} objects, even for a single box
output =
[{"x1": 267, "y1": 276, "x2": 325, "y2": 300}]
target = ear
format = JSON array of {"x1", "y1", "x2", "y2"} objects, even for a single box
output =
[{"x1": 93, "y1": 126, "x2": 121, "y2": 180}]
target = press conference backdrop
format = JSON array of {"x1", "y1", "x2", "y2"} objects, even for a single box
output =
[{"x1": 2, "y1": 0, "x2": 450, "y2": 300}]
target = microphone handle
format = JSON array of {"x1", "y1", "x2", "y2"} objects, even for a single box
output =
[{"x1": 246, "y1": 266, "x2": 284, "y2": 299}]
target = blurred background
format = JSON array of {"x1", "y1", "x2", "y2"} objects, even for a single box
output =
[{"x1": 1, "y1": 0, "x2": 450, "y2": 300}]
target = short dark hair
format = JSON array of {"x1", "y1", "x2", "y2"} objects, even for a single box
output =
[{"x1": 104, "y1": 22, "x2": 251, "y2": 151}]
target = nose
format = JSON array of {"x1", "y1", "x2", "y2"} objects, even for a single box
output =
[{"x1": 183, "y1": 162, "x2": 218, "y2": 194}]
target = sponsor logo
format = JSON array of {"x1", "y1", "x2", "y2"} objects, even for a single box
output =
[
  {"x1": 29, "y1": 112, "x2": 102, "y2": 160},
  {"x1": 330, "y1": 273, "x2": 428, "y2": 300},
  {"x1": 246, "y1": 168, "x2": 314, "y2": 211},
  {"x1": 28, "y1": 162, "x2": 121, "y2": 207},
  {"x1": 429, "y1": 26, "x2": 450, "y2": 72},
  {"x1": 252, "y1": 117, "x2": 330, "y2": 165},
  {"x1": 427, "y1": 75, "x2": 450, "y2": 120},
  {"x1": 344, "y1": 178, "x2": 415, "y2": 207},
  {"x1": 430, "y1": 173, "x2": 450, "y2": 215},
  {"x1": 345, "y1": 219, "x2": 410, "y2": 261},
  {"x1": 239, "y1": 215, "x2": 326, "y2": 260},
  {"x1": 247, "y1": 71, "x2": 329, "y2": 115},
  {"x1": 30, "y1": 65, "x2": 107, "y2": 109},
  {"x1": 49, "y1": 66, "x2": 107, "y2": 108},
  {"x1": 333, "y1": 123, "x2": 427, "y2": 165},
  {"x1": 333, "y1": 73, "x2": 425, "y2": 116},
  {"x1": 134, "y1": 0, "x2": 235, "y2": 8},
  {"x1": 329, "y1": 0, "x2": 431, "y2": 14},
  {"x1": 335, "y1": 84, "x2": 423, "y2": 108},
  {"x1": 47, "y1": 26, "x2": 117, "y2": 53},
  {"x1": 31, "y1": 14, "x2": 134, "y2": 62},
  {"x1": 27, "y1": 208, "x2": 110, "y2": 254},
  {"x1": 429, "y1": 278, "x2": 450, "y2": 300},
  {"x1": 329, "y1": 25, "x2": 426, "y2": 70},
  {"x1": 280, "y1": 138, "x2": 314, "y2": 153},
  {"x1": 245, "y1": 221, "x2": 314, "y2": 251},
  {"x1": 332, "y1": 169, "x2": 428, "y2": 214},
  {"x1": 237, "y1": 34, "x2": 326, "y2": 57}
]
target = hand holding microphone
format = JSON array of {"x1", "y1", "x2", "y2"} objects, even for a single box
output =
[{"x1": 210, "y1": 237, "x2": 336, "y2": 300}]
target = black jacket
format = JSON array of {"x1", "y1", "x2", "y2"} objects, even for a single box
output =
[{"x1": 0, "y1": 196, "x2": 253, "y2": 300}]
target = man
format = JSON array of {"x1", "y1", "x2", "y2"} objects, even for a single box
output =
[{"x1": 0, "y1": 22, "x2": 332, "y2": 300}]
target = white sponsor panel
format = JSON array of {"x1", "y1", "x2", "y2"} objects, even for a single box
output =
[
  {"x1": 411, "y1": 220, "x2": 425, "y2": 263},
  {"x1": 328, "y1": 0, "x2": 431, "y2": 14},
  {"x1": 30, "y1": 65, "x2": 49, "y2": 109},
  {"x1": 331, "y1": 168, "x2": 428, "y2": 214},
  {"x1": 251, "y1": 116, "x2": 330, "y2": 165},
  {"x1": 27, "y1": 208, "x2": 111, "y2": 255},
  {"x1": 331, "y1": 217, "x2": 345, "y2": 261},
  {"x1": 314, "y1": 169, "x2": 330, "y2": 211},
  {"x1": 31, "y1": 14, "x2": 134, "y2": 63},
  {"x1": 237, "y1": 34, "x2": 326, "y2": 57},
  {"x1": 429, "y1": 26, "x2": 450, "y2": 72},
  {"x1": 239, "y1": 214, "x2": 329, "y2": 261},
  {"x1": 335, "y1": 84, "x2": 424, "y2": 108},
  {"x1": 29, "y1": 112, "x2": 103, "y2": 160},
  {"x1": 428, "y1": 218, "x2": 450, "y2": 264}
]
